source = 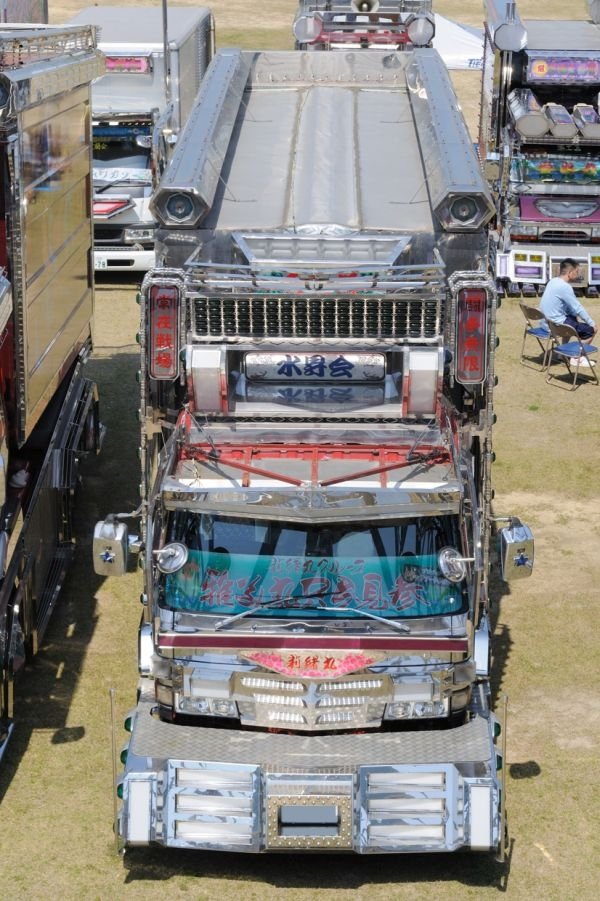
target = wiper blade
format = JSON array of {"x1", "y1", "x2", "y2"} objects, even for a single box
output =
[
  {"x1": 94, "y1": 178, "x2": 149, "y2": 193},
  {"x1": 214, "y1": 594, "x2": 328, "y2": 631},
  {"x1": 213, "y1": 598, "x2": 410, "y2": 633},
  {"x1": 320, "y1": 605, "x2": 410, "y2": 633}
]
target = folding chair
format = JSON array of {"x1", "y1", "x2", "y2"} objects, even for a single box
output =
[
  {"x1": 519, "y1": 302, "x2": 552, "y2": 370},
  {"x1": 545, "y1": 321, "x2": 599, "y2": 390}
]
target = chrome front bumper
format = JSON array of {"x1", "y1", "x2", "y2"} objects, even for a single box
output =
[{"x1": 118, "y1": 687, "x2": 501, "y2": 854}]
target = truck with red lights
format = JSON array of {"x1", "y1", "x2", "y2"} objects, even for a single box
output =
[
  {"x1": 94, "y1": 47, "x2": 533, "y2": 855},
  {"x1": 480, "y1": 0, "x2": 600, "y2": 297},
  {"x1": 292, "y1": 1, "x2": 435, "y2": 51},
  {"x1": 69, "y1": 6, "x2": 214, "y2": 274},
  {"x1": 0, "y1": 24, "x2": 104, "y2": 760}
]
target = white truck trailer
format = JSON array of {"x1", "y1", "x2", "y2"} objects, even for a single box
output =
[
  {"x1": 480, "y1": 0, "x2": 600, "y2": 297},
  {"x1": 0, "y1": 23, "x2": 104, "y2": 760},
  {"x1": 69, "y1": 6, "x2": 214, "y2": 273},
  {"x1": 94, "y1": 47, "x2": 534, "y2": 855}
]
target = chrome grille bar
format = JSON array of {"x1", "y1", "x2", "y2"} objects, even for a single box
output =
[{"x1": 189, "y1": 293, "x2": 444, "y2": 342}]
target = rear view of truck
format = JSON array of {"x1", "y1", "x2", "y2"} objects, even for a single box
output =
[
  {"x1": 69, "y1": 6, "x2": 214, "y2": 273},
  {"x1": 293, "y1": 1, "x2": 435, "y2": 50},
  {"x1": 0, "y1": 24, "x2": 104, "y2": 759}
]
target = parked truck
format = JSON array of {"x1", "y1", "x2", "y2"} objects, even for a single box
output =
[
  {"x1": 480, "y1": 0, "x2": 600, "y2": 297},
  {"x1": 94, "y1": 47, "x2": 534, "y2": 854},
  {"x1": 68, "y1": 6, "x2": 214, "y2": 273},
  {"x1": 293, "y1": 1, "x2": 436, "y2": 50},
  {"x1": 0, "y1": 24, "x2": 104, "y2": 760}
]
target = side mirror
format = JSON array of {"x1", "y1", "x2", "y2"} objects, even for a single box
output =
[
  {"x1": 93, "y1": 519, "x2": 129, "y2": 576},
  {"x1": 499, "y1": 519, "x2": 534, "y2": 581}
]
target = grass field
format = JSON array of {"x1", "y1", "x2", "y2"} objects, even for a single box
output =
[{"x1": 2, "y1": 2, "x2": 600, "y2": 899}]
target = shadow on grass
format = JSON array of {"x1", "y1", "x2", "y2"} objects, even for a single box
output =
[
  {"x1": 0, "y1": 352, "x2": 140, "y2": 802},
  {"x1": 123, "y1": 844, "x2": 512, "y2": 892}
]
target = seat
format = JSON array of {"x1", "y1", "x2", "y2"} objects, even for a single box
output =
[
  {"x1": 545, "y1": 321, "x2": 599, "y2": 390},
  {"x1": 519, "y1": 302, "x2": 552, "y2": 370}
]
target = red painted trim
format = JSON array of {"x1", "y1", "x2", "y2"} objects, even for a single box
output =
[{"x1": 158, "y1": 633, "x2": 469, "y2": 653}]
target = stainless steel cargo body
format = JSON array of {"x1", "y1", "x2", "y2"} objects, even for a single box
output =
[{"x1": 0, "y1": 24, "x2": 104, "y2": 760}]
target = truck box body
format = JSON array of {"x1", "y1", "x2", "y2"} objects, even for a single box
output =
[
  {"x1": 69, "y1": 6, "x2": 214, "y2": 272},
  {"x1": 480, "y1": 1, "x2": 600, "y2": 293},
  {"x1": 0, "y1": 24, "x2": 104, "y2": 760},
  {"x1": 96, "y1": 48, "x2": 532, "y2": 855}
]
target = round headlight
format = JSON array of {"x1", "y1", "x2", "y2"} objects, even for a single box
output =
[
  {"x1": 450, "y1": 196, "x2": 480, "y2": 225},
  {"x1": 165, "y1": 193, "x2": 195, "y2": 222},
  {"x1": 293, "y1": 14, "x2": 322, "y2": 44}
]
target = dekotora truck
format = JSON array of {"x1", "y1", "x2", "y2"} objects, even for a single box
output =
[
  {"x1": 480, "y1": 0, "x2": 600, "y2": 297},
  {"x1": 69, "y1": 6, "x2": 214, "y2": 273},
  {"x1": 94, "y1": 47, "x2": 534, "y2": 855}
]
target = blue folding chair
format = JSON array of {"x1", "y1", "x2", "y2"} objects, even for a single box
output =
[
  {"x1": 546, "y1": 321, "x2": 599, "y2": 390},
  {"x1": 519, "y1": 302, "x2": 552, "y2": 371}
]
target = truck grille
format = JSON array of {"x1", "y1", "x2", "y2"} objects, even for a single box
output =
[
  {"x1": 190, "y1": 294, "x2": 444, "y2": 341},
  {"x1": 234, "y1": 671, "x2": 392, "y2": 731},
  {"x1": 95, "y1": 226, "x2": 125, "y2": 244},
  {"x1": 539, "y1": 230, "x2": 591, "y2": 243}
]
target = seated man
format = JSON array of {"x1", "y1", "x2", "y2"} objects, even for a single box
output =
[{"x1": 539, "y1": 257, "x2": 597, "y2": 365}]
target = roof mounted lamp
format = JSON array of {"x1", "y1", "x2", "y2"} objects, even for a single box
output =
[
  {"x1": 484, "y1": 0, "x2": 527, "y2": 52},
  {"x1": 406, "y1": 11, "x2": 436, "y2": 47},
  {"x1": 293, "y1": 13, "x2": 323, "y2": 44}
]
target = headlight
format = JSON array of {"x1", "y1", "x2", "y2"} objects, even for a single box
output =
[
  {"x1": 385, "y1": 699, "x2": 448, "y2": 720},
  {"x1": 508, "y1": 223, "x2": 539, "y2": 237},
  {"x1": 177, "y1": 696, "x2": 238, "y2": 718},
  {"x1": 123, "y1": 227, "x2": 155, "y2": 243}
]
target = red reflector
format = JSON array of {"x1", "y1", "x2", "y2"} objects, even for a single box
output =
[
  {"x1": 148, "y1": 284, "x2": 179, "y2": 380},
  {"x1": 455, "y1": 288, "x2": 488, "y2": 384},
  {"x1": 93, "y1": 199, "x2": 130, "y2": 217}
]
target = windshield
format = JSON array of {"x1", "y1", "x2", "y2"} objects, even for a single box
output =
[
  {"x1": 161, "y1": 513, "x2": 467, "y2": 619},
  {"x1": 92, "y1": 133, "x2": 152, "y2": 186}
]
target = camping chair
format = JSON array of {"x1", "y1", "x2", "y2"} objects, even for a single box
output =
[
  {"x1": 519, "y1": 302, "x2": 552, "y2": 370},
  {"x1": 545, "y1": 321, "x2": 599, "y2": 390}
]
